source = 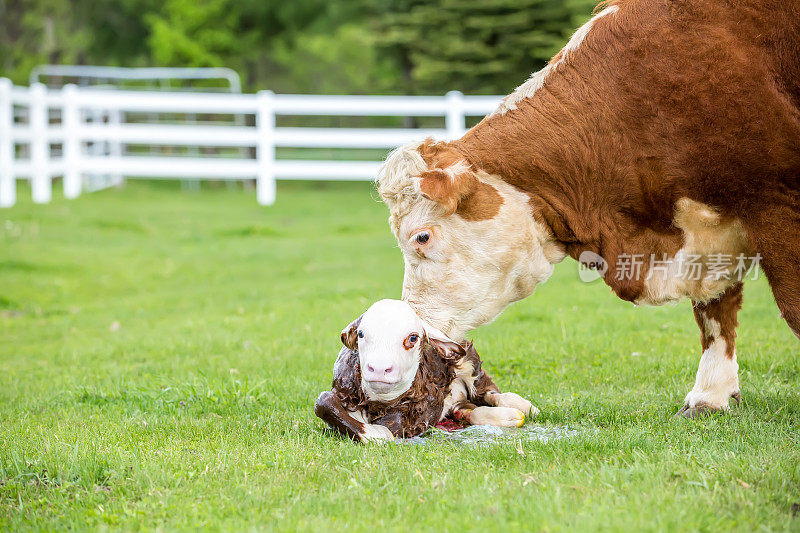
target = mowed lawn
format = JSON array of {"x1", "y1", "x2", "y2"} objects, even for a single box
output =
[{"x1": 1, "y1": 181, "x2": 799, "y2": 531}]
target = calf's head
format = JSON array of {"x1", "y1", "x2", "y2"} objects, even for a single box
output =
[
  {"x1": 376, "y1": 139, "x2": 563, "y2": 339},
  {"x1": 340, "y1": 299, "x2": 463, "y2": 402}
]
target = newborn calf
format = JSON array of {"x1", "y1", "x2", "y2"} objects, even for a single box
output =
[{"x1": 315, "y1": 299, "x2": 538, "y2": 442}]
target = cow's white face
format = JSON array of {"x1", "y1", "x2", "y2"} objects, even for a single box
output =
[
  {"x1": 340, "y1": 299, "x2": 459, "y2": 402},
  {"x1": 377, "y1": 142, "x2": 564, "y2": 339}
]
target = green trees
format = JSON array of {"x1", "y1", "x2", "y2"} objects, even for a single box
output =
[
  {"x1": 371, "y1": 0, "x2": 597, "y2": 94},
  {"x1": 0, "y1": 0, "x2": 599, "y2": 94}
]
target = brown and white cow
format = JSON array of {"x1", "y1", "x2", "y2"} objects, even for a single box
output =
[{"x1": 376, "y1": 0, "x2": 800, "y2": 418}]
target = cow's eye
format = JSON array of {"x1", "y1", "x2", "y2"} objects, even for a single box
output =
[
  {"x1": 357, "y1": 330, "x2": 364, "y2": 339},
  {"x1": 415, "y1": 232, "x2": 430, "y2": 245},
  {"x1": 408, "y1": 333, "x2": 418, "y2": 343}
]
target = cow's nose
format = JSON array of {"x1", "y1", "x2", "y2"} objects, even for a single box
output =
[{"x1": 365, "y1": 363, "x2": 396, "y2": 382}]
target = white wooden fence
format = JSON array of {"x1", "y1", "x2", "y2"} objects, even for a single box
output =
[{"x1": 0, "y1": 78, "x2": 501, "y2": 207}]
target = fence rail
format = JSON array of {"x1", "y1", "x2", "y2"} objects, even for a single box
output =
[{"x1": 0, "y1": 78, "x2": 501, "y2": 207}]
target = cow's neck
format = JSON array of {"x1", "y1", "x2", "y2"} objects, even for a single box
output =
[
  {"x1": 454, "y1": 101, "x2": 606, "y2": 254},
  {"x1": 451, "y1": 92, "x2": 685, "y2": 303}
]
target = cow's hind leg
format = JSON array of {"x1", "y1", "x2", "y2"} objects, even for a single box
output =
[
  {"x1": 678, "y1": 283, "x2": 743, "y2": 418},
  {"x1": 744, "y1": 207, "x2": 800, "y2": 339}
]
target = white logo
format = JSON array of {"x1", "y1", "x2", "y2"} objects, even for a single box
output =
[{"x1": 578, "y1": 251, "x2": 607, "y2": 282}]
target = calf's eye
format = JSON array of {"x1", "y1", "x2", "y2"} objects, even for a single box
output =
[
  {"x1": 403, "y1": 333, "x2": 420, "y2": 350},
  {"x1": 415, "y1": 232, "x2": 430, "y2": 245},
  {"x1": 357, "y1": 330, "x2": 364, "y2": 339}
]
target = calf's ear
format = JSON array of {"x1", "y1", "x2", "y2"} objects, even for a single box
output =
[
  {"x1": 418, "y1": 164, "x2": 478, "y2": 216},
  {"x1": 423, "y1": 323, "x2": 465, "y2": 361},
  {"x1": 340, "y1": 315, "x2": 363, "y2": 351}
]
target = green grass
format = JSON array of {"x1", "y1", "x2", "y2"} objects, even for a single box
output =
[{"x1": 1, "y1": 180, "x2": 799, "y2": 531}]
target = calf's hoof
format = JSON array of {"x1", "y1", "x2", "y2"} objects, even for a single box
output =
[
  {"x1": 359, "y1": 424, "x2": 395, "y2": 443},
  {"x1": 488, "y1": 392, "x2": 540, "y2": 418},
  {"x1": 468, "y1": 406, "x2": 526, "y2": 428}
]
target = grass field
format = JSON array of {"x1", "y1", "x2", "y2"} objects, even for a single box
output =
[{"x1": 1, "y1": 181, "x2": 799, "y2": 531}]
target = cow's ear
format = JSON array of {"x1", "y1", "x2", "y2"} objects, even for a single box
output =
[
  {"x1": 340, "y1": 315, "x2": 363, "y2": 351},
  {"x1": 423, "y1": 322, "x2": 465, "y2": 361},
  {"x1": 418, "y1": 164, "x2": 478, "y2": 215}
]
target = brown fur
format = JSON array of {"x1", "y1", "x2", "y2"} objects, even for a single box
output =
[
  {"x1": 457, "y1": 180, "x2": 504, "y2": 222},
  {"x1": 409, "y1": 0, "x2": 800, "y2": 338},
  {"x1": 324, "y1": 340, "x2": 498, "y2": 438},
  {"x1": 693, "y1": 283, "x2": 744, "y2": 357},
  {"x1": 417, "y1": 139, "x2": 505, "y2": 222}
]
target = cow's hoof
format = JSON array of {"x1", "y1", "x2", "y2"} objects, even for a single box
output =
[
  {"x1": 675, "y1": 391, "x2": 740, "y2": 419},
  {"x1": 676, "y1": 388, "x2": 741, "y2": 419},
  {"x1": 676, "y1": 402, "x2": 723, "y2": 419}
]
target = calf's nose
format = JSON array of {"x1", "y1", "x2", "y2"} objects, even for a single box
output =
[{"x1": 365, "y1": 362, "x2": 396, "y2": 382}]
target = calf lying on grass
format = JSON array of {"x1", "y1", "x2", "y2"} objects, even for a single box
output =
[{"x1": 315, "y1": 299, "x2": 538, "y2": 442}]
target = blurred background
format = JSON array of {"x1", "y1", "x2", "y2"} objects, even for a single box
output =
[
  {"x1": 0, "y1": 0, "x2": 598, "y2": 95},
  {"x1": 0, "y1": 0, "x2": 603, "y2": 208}
]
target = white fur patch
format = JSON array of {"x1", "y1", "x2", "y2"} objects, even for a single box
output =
[
  {"x1": 684, "y1": 335, "x2": 739, "y2": 410},
  {"x1": 701, "y1": 312, "x2": 722, "y2": 338},
  {"x1": 439, "y1": 359, "x2": 478, "y2": 420},
  {"x1": 376, "y1": 142, "x2": 430, "y2": 225},
  {"x1": 348, "y1": 409, "x2": 396, "y2": 442},
  {"x1": 442, "y1": 160, "x2": 471, "y2": 181},
  {"x1": 491, "y1": 5, "x2": 619, "y2": 117},
  {"x1": 440, "y1": 379, "x2": 469, "y2": 421},
  {"x1": 639, "y1": 198, "x2": 751, "y2": 305}
]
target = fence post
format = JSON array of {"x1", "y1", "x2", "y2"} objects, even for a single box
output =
[
  {"x1": 445, "y1": 90, "x2": 465, "y2": 140},
  {"x1": 256, "y1": 90, "x2": 276, "y2": 206},
  {"x1": 0, "y1": 78, "x2": 14, "y2": 207},
  {"x1": 108, "y1": 108, "x2": 124, "y2": 187},
  {"x1": 30, "y1": 82, "x2": 51, "y2": 203},
  {"x1": 62, "y1": 84, "x2": 81, "y2": 199}
]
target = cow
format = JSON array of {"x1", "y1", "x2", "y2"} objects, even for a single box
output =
[
  {"x1": 315, "y1": 299, "x2": 537, "y2": 442},
  {"x1": 376, "y1": 0, "x2": 800, "y2": 418}
]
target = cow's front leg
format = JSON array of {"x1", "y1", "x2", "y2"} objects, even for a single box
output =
[{"x1": 678, "y1": 283, "x2": 743, "y2": 418}]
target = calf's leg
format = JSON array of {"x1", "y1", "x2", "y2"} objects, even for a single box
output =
[
  {"x1": 314, "y1": 391, "x2": 393, "y2": 442},
  {"x1": 483, "y1": 391, "x2": 540, "y2": 417},
  {"x1": 456, "y1": 406, "x2": 526, "y2": 427},
  {"x1": 678, "y1": 283, "x2": 743, "y2": 418}
]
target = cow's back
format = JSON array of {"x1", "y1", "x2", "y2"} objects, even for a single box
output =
[{"x1": 465, "y1": 0, "x2": 800, "y2": 220}]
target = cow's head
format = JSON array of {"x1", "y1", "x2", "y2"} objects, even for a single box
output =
[
  {"x1": 376, "y1": 139, "x2": 563, "y2": 339},
  {"x1": 340, "y1": 299, "x2": 463, "y2": 402}
]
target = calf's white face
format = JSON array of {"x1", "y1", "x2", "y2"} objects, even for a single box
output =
[{"x1": 341, "y1": 299, "x2": 456, "y2": 402}]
